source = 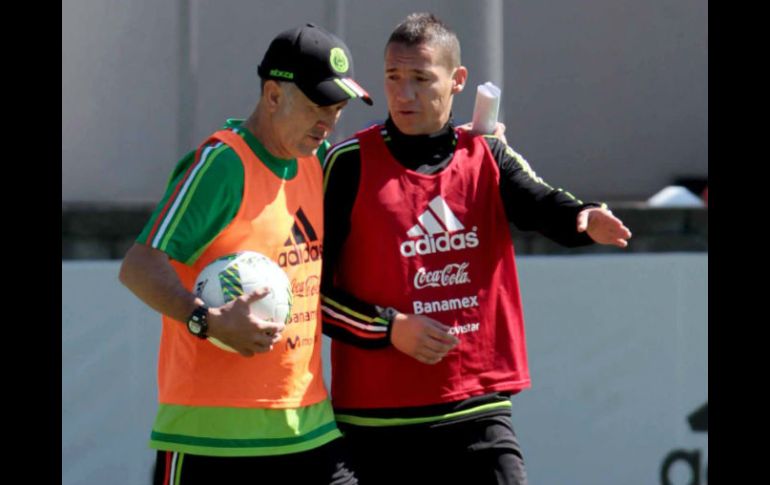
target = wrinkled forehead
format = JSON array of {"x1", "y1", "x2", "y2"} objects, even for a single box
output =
[
  {"x1": 384, "y1": 41, "x2": 454, "y2": 73},
  {"x1": 276, "y1": 81, "x2": 348, "y2": 115}
]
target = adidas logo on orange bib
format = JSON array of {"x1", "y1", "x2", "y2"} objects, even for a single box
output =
[
  {"x1": 278, "y1": 207, "x2": 323, "y2": 267},
  {"x1": 399, "y1": 196, "x2": 479, "y2": 257}
]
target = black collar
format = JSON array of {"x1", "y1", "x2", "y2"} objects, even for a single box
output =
[{"x1": 384, "y1": 117, "x2": 457, "y2": 171}]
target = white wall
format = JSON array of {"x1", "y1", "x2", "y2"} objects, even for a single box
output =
[
  {"x1": 62, "y1": 254, "x2": 707, "y2": 485},
  {"x1": 62, "y1": 0, "x2": 183, "y2": 204},
  {"x1": 514, "y1": 254, "x2": 708, "y2": 485},
  {"x1": 62, "y1": 0, "x2": 707, "y2": 203},
  {"x1": 62, "y1": 262, "x2": 161, "y2": 485}
]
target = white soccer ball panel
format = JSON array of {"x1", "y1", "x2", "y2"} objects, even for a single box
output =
[{"x1": 192, "y1": 251, "x2": 293, "y2": 353}]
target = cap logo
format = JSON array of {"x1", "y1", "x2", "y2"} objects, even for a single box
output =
[
  {"x1": 269, "y1": 69, "x2": 294, "y2": 80},
  {"x1": 330, "y1": 48, "x2": 349, "y2": 74}
]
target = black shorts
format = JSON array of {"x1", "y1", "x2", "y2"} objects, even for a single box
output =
[
  {"x1": 338, "y1": 415, "x2": 528, "y2": 485},
  {"x1": 153, "y1": 437, "x2": 358, "y2": 485}
]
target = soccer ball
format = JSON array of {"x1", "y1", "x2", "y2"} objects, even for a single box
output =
[{"x1": 193, "y1": 251, "x2": 293, "y2": 352}]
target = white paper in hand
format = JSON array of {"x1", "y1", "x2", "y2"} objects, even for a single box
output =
[
  {"x1": 471, "y1": 82, "x2": 501, "y2": 133},
  {"x1": 471, "y1": 82, "x2": 501, "y2": 134}
]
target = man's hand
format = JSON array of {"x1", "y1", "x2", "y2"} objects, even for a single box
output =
[
  {"x1": 577, "y1": 207, "x2": 632, "y2": 248},
  {"x1": 207, "y1": 289, "x2": 286, "y2": 357},
  {"x1": 119, "y1": 244, "x2": 285, "y2": 358},
  {"x1": 390, "y1": 313, "x2": 460, "y2": 365},
  {"x1": 456, "y1": 121, "x2": 507, "y2": 145}
]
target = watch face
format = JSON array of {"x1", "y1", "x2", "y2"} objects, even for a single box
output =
[{"x1": 188, "y1": 320, "x2": 202, "y2": 334}]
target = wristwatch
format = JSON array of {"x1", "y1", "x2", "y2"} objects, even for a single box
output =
[
  {"x1": 376, "y1": 305, "x2": 399, "y2": 323},
  {"x1": 376, "y1": 305, "x2": 400, "y2": 344},
  {"x1": 187, "y1": 304, "x2": 209, "y2": 339}
]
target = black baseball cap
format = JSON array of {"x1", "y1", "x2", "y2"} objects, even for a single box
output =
[{"x1": 258, "y1": 23, "x2": 373, "y2": 106}]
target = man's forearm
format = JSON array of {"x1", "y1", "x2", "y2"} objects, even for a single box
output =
[
  {"x1": 118, "y1": 243, "x2": 200, "y2": 323},
  {"x1": 320, "y1": 285, "x2": 392, "y2": 349}
]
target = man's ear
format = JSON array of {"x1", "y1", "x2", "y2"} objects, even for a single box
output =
[
  {"x1": 262, "y1": 80, "x2": 284, "y2": 112},
  {"x1": 452, "y1": 66, "x2": 468, "y2": 94}
]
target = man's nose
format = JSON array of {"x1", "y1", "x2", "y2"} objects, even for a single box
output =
[{"x1": 395, "y1": 81, "x2": 415, "y2": 101}]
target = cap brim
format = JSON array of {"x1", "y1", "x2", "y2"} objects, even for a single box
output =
[{"x1": 302, "y1": 77, "x2": 373, "y2": 106}]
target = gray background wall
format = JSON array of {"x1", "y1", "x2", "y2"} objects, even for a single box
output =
[
  {"x1": 62, "y1": 254, "x2": 708, "y2": 485},
  {"x1": 62, "y1": 0, "x2": 707, "y2": 203}
]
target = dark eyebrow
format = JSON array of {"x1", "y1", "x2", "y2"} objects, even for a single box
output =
[{"x1": 385, "y1": 67, "x2": 433, "y2": 76}]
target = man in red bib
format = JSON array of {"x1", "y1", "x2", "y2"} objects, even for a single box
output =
[
  {"x1": 321, "y1": 12, "x2": 631, "y2": 485},
  {"x1": 120, "y1": 24, "x2": 371, "y2": 485}
]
